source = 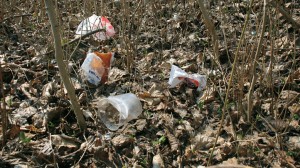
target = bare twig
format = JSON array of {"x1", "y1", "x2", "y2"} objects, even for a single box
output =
[
  {"x1": 40, "y1": 28, "x2": 105, "y2": 57},
  {"x1": 66, "y1": 29, "x2": 105, "y2": 48},
  {"x1": 269, "y1": 0, "x2": 300, "y2": 30},
  {"x1": 45, "y1": 0, "x2": 86, "y2": 130},
  {"x1": 0, "y1": 64, "x2": 8, "y2": 146},
  {"x1": 6, "y1": 63, "x2": 40, "y2": 76},
  {"x1": 121, "y1": 0, "x2": 133, "y2": 72},
  {"x1": 49, "y1": 134, "x2": 58, "y2": 168},
  {"x1": 208, "y1": 0, "x2": 254, "y2": 165},
  {"x1": 198, "y1": 0, "x2": 219, "y2": 64},
  {"x1": 2, "y1": 14, "x2": 32, "y2": 22},
  {"x1": 247, "y1": 0, "x2": 267, "y2": 122}
]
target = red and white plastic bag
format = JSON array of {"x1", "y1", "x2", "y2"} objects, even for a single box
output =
[
  {"x1": 168, "y1": 65, "x2": 207, "y2": 91},
  {"x1": 75, "y1": 14, "x2": 115, "y2": 41}
]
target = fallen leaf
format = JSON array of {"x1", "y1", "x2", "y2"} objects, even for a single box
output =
[
  {"x1": 135, "y1": 119, "x2": 147, "y2": 131},
  {"x1": 199, "y1": 86, "x2": 216, "y2": 104},
  {"x1": 280, "y1": 90, "x2": 299, "y2": 103},
  {"x1": 42, "y1": 82, "x2": 55, "y2": 98},
  {"x1": 11, "y1": 106, "x2": 38, "y2": 125},
  {"x1": 51, "y1": 134, "x2": 80, "y2": 149},
  {"x1": 192, "y1": 133, "x2": 215, "y2": 150},
  {"x1": 288, "y1": 136, "x2": 300, "y2": 150},
  {"x1": 7, "y1": 124, "x2": 20, "y2": 139},
  {"x1": 174, "y1": 108, "x2": 187, "y2": 118},
  {"x1": 111, "y1": 134, "x2": 134, "y2": 149},
  {"x1": 222, "y1": 157, "x2": 238, "y2": 165},
  {"x1": 108, "y1": 67, "x2": 127, "y2": 82},
  {"x1": 288, "y1": 103, "x2": 300, "y2": 114},
  {"x1": 152, "y1": 154, "x2": 164, "y2": 168},
  {"x1": 166, "y1": 130, "x2": 179, "y2": 152}
]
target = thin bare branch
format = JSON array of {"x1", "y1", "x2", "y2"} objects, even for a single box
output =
[
  {"x1": 45, "y1": 0, "x2": 86, "y2": 130},
  {"x1": 247, "y1": 0, "x2": 267, "y2": 122},
  {"x1": 40, "y1": 28, "x2": 105, "y2": 57},
  {"x1": 269, "y1": 0, "x2": 300, "y2": 30},
  {"x1": 198, "y1": 0, "x2": 219, "y2": 63}
]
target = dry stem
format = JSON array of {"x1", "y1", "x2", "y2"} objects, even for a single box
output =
[
  {"x1": 198, "y1": 0, "x2": 219, "y2": 64},
  {"x1": 40, "y1": 28, "x2": 105, "y2": 57},
  {"x1": 0, "y1": 65, "x2": 8, "y2": 145},
  {"x1": 208, "y1": 0, "x2": 254, "y2": 165},
  {"x1": 45, "y1": 0, "x2": 86, "y2": 130},
  {"x1": 247, "y1": 0, "x2": 267, "y2": 122},
  {"x1": 269, "y1": 0, "x2": 300, "y2": 30}
]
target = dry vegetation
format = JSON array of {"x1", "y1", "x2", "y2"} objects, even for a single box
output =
[{"x1": 0, "y1": 0, "x2": 299, "y2": 167}]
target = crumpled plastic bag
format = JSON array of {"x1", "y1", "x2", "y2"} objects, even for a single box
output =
[
  {"x1": 75, "y1": 14, "x2": 115, "y2": 41},
  {"x1": 81, "y1": 52, "x2": 114, "y2": 86},
  {"x1": 168, "y1": 65, "x2": 207, "y2": 91}
]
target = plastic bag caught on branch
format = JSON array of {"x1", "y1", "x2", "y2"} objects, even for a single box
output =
[{"x1": 75, "y1": 14, "x2": 115, "y2": 41}]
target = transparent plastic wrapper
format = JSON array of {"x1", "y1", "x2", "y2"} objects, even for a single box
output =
[
  {"x1": 168, "y1": 65, "x2": 207, "y2": 91},
  {"x1": 75, "y1": 14, "x2": 115, "y2": 41},
  {"x1": 97, "y1": 93, "x2": 143, "y2": 131},
  {"x1": 81, "y1": 52, "x2": 114, "y2": 86}
]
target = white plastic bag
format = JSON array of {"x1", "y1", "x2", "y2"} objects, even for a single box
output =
[
  {"x1": 75, "y1": 14, "x2": 115, "y2": 41},
  {"x1": 168, "y1": 65, "x2": 207, "y2": 91}
]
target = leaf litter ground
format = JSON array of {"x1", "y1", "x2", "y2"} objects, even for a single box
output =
[{"x1": 0, "y1": 0, "x2": 299, "y2": 167}]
